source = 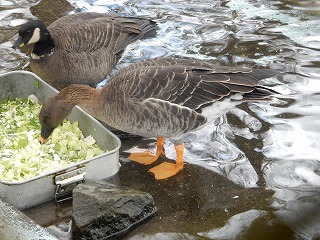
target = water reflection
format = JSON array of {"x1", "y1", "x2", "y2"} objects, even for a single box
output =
[
  {"x1": 0, "y1": 0, "x2": 33, "y2": 73},
  {"x1": 263, "y1": 159, "x2": 320, "y2": 240},
  {"x1": 128, "y1": 232, "x2": 197, "y2": 240},
  {"x1": 1, "y1": 0, "x2": 320, "y2": 239},
  {"x1": 164, "y1": 115, "x2": 260, "y2": 188},
  {"x1": 198, "y1": 209, "x2": 267, "y2": 240},
  {"x1": 254, "y1": 73, "x2": 320, "y2": 239}
]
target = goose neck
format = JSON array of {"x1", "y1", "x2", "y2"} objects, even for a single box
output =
[
  {"x1": 59, "y1": 85, "x2": 97, "y2": 105},
  {"x1": 32, "y1": 35, "x2": 55, "y2": 58}
]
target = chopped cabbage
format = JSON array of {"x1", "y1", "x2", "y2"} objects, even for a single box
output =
[{"x1": 0, "y1": 98, "x2": 104, "y2": 182}]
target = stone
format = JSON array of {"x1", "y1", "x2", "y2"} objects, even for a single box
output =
[{"x1": 72, "y1": 182, "x2": 157, "y2": 239}]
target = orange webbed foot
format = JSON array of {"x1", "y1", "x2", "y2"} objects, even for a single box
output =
[
  {"x1": 128, "y1": 137, "x2": 165, "y2": 165},
  {"x1": 149, "y1": 162, "x2": 184, "y2": 180},
  {"x1": 149, "y1": 143, "x2": 185, "y2": 180},
  {"x1": 129, "y1": 138, "x2": 186, "y2": 180},
  {"x1": 128, "y1": 150, "x2": 162, "y2": 165}
]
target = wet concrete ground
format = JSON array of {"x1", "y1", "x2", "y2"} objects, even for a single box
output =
[{"x1": 23, "y1": 136, "x2": 292, "y2": 239}]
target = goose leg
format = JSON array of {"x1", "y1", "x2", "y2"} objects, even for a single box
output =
[
  {"x1": 149, "y1": 143, "x2": 184, "y2": 180},
  {"x1": 128, "y1": 137, "x2": 165, "y2": 165}
]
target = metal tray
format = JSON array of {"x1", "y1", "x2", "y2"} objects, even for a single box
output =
[{"x1": 0, "y1": 71, "x2": 121, "y2": 209}]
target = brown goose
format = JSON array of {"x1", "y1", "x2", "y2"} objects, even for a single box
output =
[
  {"x1": 12, "y1": 12, "x2": 158, "y2": 90},
  {"x1": 39, "y1": 57, "x2": 278, "y2": 180}
]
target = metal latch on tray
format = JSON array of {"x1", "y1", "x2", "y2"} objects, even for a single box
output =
[{"x1": 54, "y1": 167, "x2": 86, "y2": 203}]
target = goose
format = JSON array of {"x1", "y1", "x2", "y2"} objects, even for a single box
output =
[
  {"x1": 12, "y1": 12, "x2": 158, "y2": 90},
  {"x1": 38, "y1": 57, "x2": 278, "y2": 180}
]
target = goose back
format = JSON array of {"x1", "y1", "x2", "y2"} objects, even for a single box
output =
[{"x1": 107, "y1": 57, "x2": 277, "y2": 107}]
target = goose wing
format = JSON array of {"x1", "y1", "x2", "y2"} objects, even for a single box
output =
[
  {"x1": 113, "y1": 57, "x2": 277, "y2": 110},
  {"x1": 49, "y1": 13, "x2": 157, "y2": 54}
]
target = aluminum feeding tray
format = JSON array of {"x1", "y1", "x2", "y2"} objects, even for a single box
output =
[{"x1": 0, "y1": 71, "x2": 121, "y2": 209}]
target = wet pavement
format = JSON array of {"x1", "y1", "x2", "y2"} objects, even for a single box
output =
[
  {"x1": 1, "y1": 0, "x2": 320, "y2": 239},
  {"x1": 24, "y1": 156, "x2": 281, "y2": 239}
]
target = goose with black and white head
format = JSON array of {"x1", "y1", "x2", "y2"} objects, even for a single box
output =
[
  {"x1": 12, "y1": 12, "x2": 158, "y2": 90},
  {"x1": 38, "y1": 57, "x2": 278, "y2": 180}
]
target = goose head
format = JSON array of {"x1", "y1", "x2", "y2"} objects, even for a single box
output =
[
  {"x1": 12, "y1": 20, "x2": 50, "y2": 49},
  {"x1": 38, "y1": 84, "x2": 95, "y2": 143},
  {"x1": 39, "y1": 96, "x2": 74, "y2": 143}
]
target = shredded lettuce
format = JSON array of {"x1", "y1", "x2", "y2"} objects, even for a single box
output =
[{"x1": 0, "y1": 97, "x2": 104, "y2": 182}]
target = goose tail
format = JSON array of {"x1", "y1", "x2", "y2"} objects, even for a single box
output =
[
  {"x1": 127, "y1": 17, "x2": 159, "y2": 42},
  {"x1": 242, "y1": 85, "x2": 279, "y2": 101}
]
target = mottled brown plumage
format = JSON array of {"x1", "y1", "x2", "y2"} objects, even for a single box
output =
[
  {"x1": 39, "y1": 57, "x2": 278, "y2": 179},
  {"x1": 13, "y1": 12, "x2": 158, "y2": 90}
]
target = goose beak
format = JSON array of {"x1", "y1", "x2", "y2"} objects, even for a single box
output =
[
  {"x1": 12, "y1": 36, "x2": 24, "y2": 49},
  {"x1": 39, "y1": 136, "x2": 47, "y2": 144},
  {"x1": 40, "y1": 125, "x2": 54, "y2": 143}
]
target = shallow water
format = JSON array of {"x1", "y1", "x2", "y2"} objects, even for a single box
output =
[{"x1": 1, "y1": 0, "x2": 320, "y2": 239}]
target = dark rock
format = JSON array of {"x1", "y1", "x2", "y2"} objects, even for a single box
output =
[{"x1": 72, "y1": 182, "x2": 157, "y2": 240}]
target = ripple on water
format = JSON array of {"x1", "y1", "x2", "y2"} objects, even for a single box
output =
[
  {"x1": 198, "y1": 209, "x2": 267, "y2": 240},
  {"x1": 262, "y1": 159, "x2": 320, "y2": 240},
  {"x1": 0, "y1": 0, "x2": 35, "y2": 72},
  {"x1": 164, "y1": 115, "x2": 260, "y2": 188}
]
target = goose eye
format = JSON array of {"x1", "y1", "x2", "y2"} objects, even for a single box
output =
[
  {"x1": 26, "y1": 30, "x2": 31, "y2": 35},
  {"x1": 41, "y1": 114, "x2": 50, "y2": 125}
]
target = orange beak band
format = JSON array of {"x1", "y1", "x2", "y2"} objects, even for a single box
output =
[{"x1": 39, "y1": 136, "x2": 47, "y2": 144}]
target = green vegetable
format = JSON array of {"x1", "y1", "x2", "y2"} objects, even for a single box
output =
[
  {"x1": 0, "y1": 97, "x2": 104, "y2": 182},
  {"x1": 34, "y1": 80, "x2": 39, "y2": 88}
]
